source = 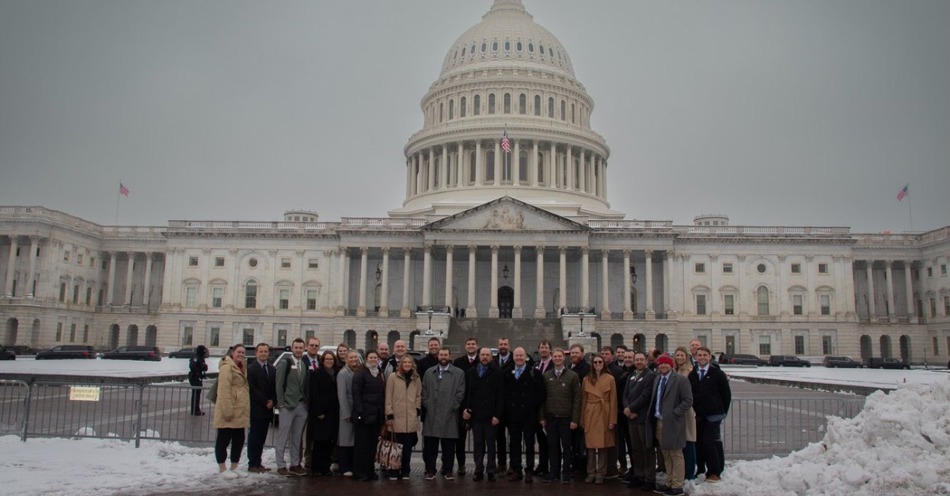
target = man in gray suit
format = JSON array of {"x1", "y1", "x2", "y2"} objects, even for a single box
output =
[
  {"x1": 421, "y1": 347, "x2": 466, "y2": 481},
  {"x1": 647, "y1": 353, "x2": 692, "y2": 495},
  {"x1": 275, "y1": 338, "x2": 309, "y2": 477}
]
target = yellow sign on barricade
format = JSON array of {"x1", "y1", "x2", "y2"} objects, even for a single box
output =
[{"x1": 69, "y1": 386, "x2": 101, "y2": 402}]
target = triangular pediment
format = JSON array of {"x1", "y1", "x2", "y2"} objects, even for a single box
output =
[{"x1": 424, "y1": 196, "x2": 588, "y2": 232}]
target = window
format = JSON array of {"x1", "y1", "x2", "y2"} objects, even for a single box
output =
[
  {"x1": 279, "y1": 289, "x2": 290, "y2": 310},
  {"x1": 571, "y1": 103, "x2": 575, "y2": 123},
  {"x1": 758, "y1": 335, "x2": 771, "y2": 355},
  {"x1": 503, "y1": 93, "x2": 511, "y2": 113},
  {"x1": 59, "y1": 283, "x2": 66, "y2": 302},
  {"x1": 795, "y1": 335, "x2": 805, "y2": 355},
  {"x1": 791, "y1": 263, "x2": 801, "y2": 274},
  {"x1": 55, "y1": 323, "x2": 63, "y2": 341},
  {"x1": 448, "y1": 99, "x2": 454, "y2": 120},
  {"x1": 182, "y1": 326, "x2": 194, "y2": 346},
  {"x1": 822, "y1": 335, "x2": 833, "y2": 355},
  {"x1": 209, "y1": 327, "x2": 220, "y2": 347},
  {"x1": 215, "y1": 257, "x2": 225, "y2": 267},
  {"x1": 64, "y1": 251, "x2": 70, "y2": 262},
  {"x1": 820, "y1": 294, "x2": 831, "y2": 315},
  {"x1": 474, "y1": 95, "x2": 480, "y2": 115},
  {"x1": 85, "y1": 287, "x2": 92, "y2": 306},
  {"x1": 792, "y1": 294, "x2": 803, "y2": 315},
  {"x1": 695, "y1": 263, "x2": 705, "y2": 273},
  {"x1": 98, "y1": 289, "x2": 104, "y2": 306},
  {"x1": 185, "y1": 286, "x2": 197, "y2": 308},
  {"x1": 212, "y1": 287, "x2": 223, "y2": 308},
  {"x1": 933, "y1": 337, "x2": 939, "y2": 356},
  {"x1": 942, "y1": 264, "x2": 948, "y2": 275},
  {"x1": 723, "y1": 263, "x2": 733, "y2": 274},
  {"x1": 485, "y1": 151, "x2": 495, "y2": 181},
  {"x1": 460, "y1": 96, "x2": 466, "y2": 117},
  {"x1": 696, "y1": 294, "x2": 707, "y2": 315},
  {"x1": 249, "y1": 258, "x2": 258, "y2": 268},
  {"x1": 90, "y1": 257, "x2": 95, "y2": 268},
  {"x1": 277, "y1": 329, "x2": 288, "y2": 347},
  {"x1": 913, "y1": 269, "x2": 919, "y2": 280},
  {"x1": 930, "y1": 298, "x2": 937, "y2": 317},
  {"x1": 188, "y1": 256, "x2": 198, "y2": 267},
  {"x1": 305, "y1": 329, "x2": 315, "y2": 341},
  {"x1": 73, "y1": 285, "x2": 79, "y2": 304},
  {"x1": 534, "y1": 95, "x2": 541, "y2": 116},
  {"x1": 83, "y1": 325, "x2": 89, "y2": 343},
  {"x1": 944, "y1": 296, "x2": 949, "y2": 316},
  {"x1": 307, "y1": 289, "x2": 317, "y2": 310},
  {"x1": 245, "y1": 282, "x2": 257, "y2": 309},
  {"x1": 69, "y1": 324, "x2": 76, "y2": 342},
  {"x1": 757, "y1": 264, "x2": 767, "y2": 274},
  {"x1": 488, "y1": 94, "x2": 495, "y2": 114},
  {"x1": 77, "y1": 254, "x2": 83, "y2": 265},
  {"x1": 308, "y1": 259, "x2": 319, "y2": 269},
  {"x1": 560, "y1": 100, "x2": 565, "y2": 120},
  {"x1": 242, "y1": 329, "x2": 255, "y2": 347},
  {"x1": 724, "y1": 294, "x2": 735, "y2": 315},
  {"x1": 281, "y1": 258, "x2": 291, "y2": 269},
  {"x1": 725, "y1": 335, "x2": 736, "y2": 355},
  {"x1": 818, "y1": 263, "x2": 829, "y2": 274},
  {"x1": 757, "y1": 287, "x2": 770, "y2": 315},
  {"x1": 927, "y1": 267, "x2": 933, "y2": 277},
  {"x1": 548, "y1": 97, "x2": 554, "y2": 118},
  {"x1": 519, "y1": 94, "x2": 526, "y2": 114},
  {"x1": 438, "y1": 102, "x2": 443, "y2": 123}
]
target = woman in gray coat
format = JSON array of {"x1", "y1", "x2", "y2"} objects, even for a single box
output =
[{"x1": 336, "y1": 351, "x2": 359, "y2": 477}]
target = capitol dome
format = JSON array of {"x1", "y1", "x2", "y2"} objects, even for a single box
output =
[{"x1": 390, "y1": 0, "x2": 622, "y2": 221}]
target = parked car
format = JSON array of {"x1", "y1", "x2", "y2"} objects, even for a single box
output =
[
  {"x1": 35, "y1": 345, "x2": 97, "y2": 360},
  {"x1": 866, "y1": 357, "x2": 910, "y2": 369},
  {"x1": 167, "y1": 347, "x2": 195, "y2": 359},
  {"x1": 718, "y1": 353, "x2": 768, "y2": 366},
  {"x1": 7, "y1": 345, "x2": 35, "y2": 356},
  {"x1": 823, "y1": 356, "x2": 862, "y2": 368},
  {"x1": 0, "y1": 346, "x2": 16, "y2": 360},
  {"x1": 101, "y1": 346, "x2": 162, "y2": 361},
  {"x1": 769, "y1": 355, "x2": 812, "y2": 367}
]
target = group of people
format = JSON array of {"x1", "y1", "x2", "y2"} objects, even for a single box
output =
[{"x1": 201, "y1": 335, "x2": 732, "y2": 496}]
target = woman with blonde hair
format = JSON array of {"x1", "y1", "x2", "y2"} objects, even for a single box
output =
[
  {"x1": 214, "y1": 343, "x2": 250, "y2": 479},
  {"x1": 673, "y1": 346, "x2": 697, "y2": 480},
  {"x1": 580, "y1": 355, "x2": 617, "y2": 484},
  {"x1": 385, "y1": 354, "x2": 422, "y2": 480}
]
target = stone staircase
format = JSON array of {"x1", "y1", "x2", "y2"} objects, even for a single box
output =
[{"x1": 444, "y1": 317, "x2": 565, "y2": 352}]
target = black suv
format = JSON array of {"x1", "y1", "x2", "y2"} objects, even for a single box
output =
[
  {"x1": 0, "y1": 345, "x2": 15, "y2": 360},
  {"x1": 101, "y1": 346, "x2": 162, "y2": 361},
  {"x1": 35, "y1": 345, "x2": 97, "y2": 359},
  {"x1": 823, "y1": 356, "x2": 862, "y2": 368},
  {"x1": 866, "y1": 357, "x2": 910, "y2": 369},
  {"x1": 718, "y1": 353, "x2": 767, "y2": 366},
  {"x1": 769, "y1": 355, "x2": 812, "y2": 367},
  {"x1": 167, "y1": 347, "x2": 195, "y2": 359}
]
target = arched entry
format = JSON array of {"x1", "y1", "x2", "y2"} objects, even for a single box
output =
[
  {"x1": 145, "y1": 325, "x2": 157, "y2": 347},
  {"x1": 610, "y1": 333, "x2": 624, "y2": 349},
  {"x1": 343, "y1": 330, "x2": 356, "y2": 349},
  {"x1": 109, "y1": 324, "x2": 120, "y2": 349},
  {"x1": 591, "y1": 333, "x2": 602, "y2": 351},
  {"x1": 409, "y1": 330, "x2": 420, "y2": 349},
  {"x1": 498, "y1": 286, "x2": 514, "y2": 318},
  {"x1": 880, "y1": 335, "x2": 892, "y2": 359},
  {"x1": 365, "y1": 330, "x2": 379, "y2": 351},
  {"x1": 127, "y1": 325, "x2": 139, "y2": 346},
  {"x1": 859, "y1": 335, "x2": 872, "y2": 361},
  {"x1": 633, "y1": 333, "x2": 646, "y2": 353},
  {"x1": 899, "y1": 335, "x2": 911, "y2": 363},
  {"x1": 655, "y1": 334, "x2": 669, "y2": 353},
  {"x1": 387, "y1": 331, "x2": 400, "y2": 351},
  {"x1": 4, "y1": 318, "x2": 17, "y2": 345}
]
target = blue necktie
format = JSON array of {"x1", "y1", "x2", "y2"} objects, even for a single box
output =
[
  {"x1": 700, "y1": 368, "x2": 706, "y2": 381},
  {"x1": 515, "y1": 367, "x2": 522, "y2": 380},
  {"x1": 656, "y1": 376, "x2": 668, "y2": 418}
]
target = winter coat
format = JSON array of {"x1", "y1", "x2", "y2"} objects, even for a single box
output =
[
  {"x1": 675, "y1": 363, "x2": 697, "y2": 442},
  {"x1": 212, "y1": 356, "x2": 249, "y2": 429},
  {"x1": 307, "y1": 366, "x2": 339, "y2": 442},
  {"x1": 645, "y1": 372, "x2": 693, "y2": 450},
  {"x1": 688, "y1": 365, "x2": 732, "y2": 420},
  {"x1": 570, "y1": 358, "x2": 590, "y2": 381},
  {"x1": 337, "y1": 365, "x2": 356, "y2": 447},
  {"x1": 352, "y1": 367, "x2": 386, "y2": 426},
  {"x1": 503, "y1": 364, "x2": 545, "y2": 424},
  {"x1": 385, "y1": 370, "x2": 422, "y2": 434},
  {"x1": 622, "y1": 368, "x2": 656, "y2": 425},
  {"x1": 187, "y1": 346, "x2": 208, "y2": 386},
  {"x1": 581, "y1": 372, "x2": 618, "y2": 449},
  {"x1": 464, "y1": 363, "x2": 505, "y2": 421},
  {"x1": 421, "y1": 364, "x2": 466, "y2": 439},
  {"x1": 540, "y1": 367, "x2": 581, "y2": 423}
]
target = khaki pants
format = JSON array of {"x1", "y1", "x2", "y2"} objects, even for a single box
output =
[
  {"x1": 655, "y1": 420, "x2": 684, "y2": 489},
  {"x1": 586, "y1": 448, "x2": 607, "y2": 476}
]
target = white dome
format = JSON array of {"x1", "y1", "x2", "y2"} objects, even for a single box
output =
[{"x1": 440, "y1": 0, "x2": 575, "y2": 79}]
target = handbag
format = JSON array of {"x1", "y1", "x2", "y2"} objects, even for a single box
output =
[{"x1": 375, "y1": 429, "x2": 403, "y2": 470}]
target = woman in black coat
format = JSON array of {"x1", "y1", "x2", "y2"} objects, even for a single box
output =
[
  {"x1": 188, "y1": 345, "x2": 209, "y2": 416},
  {"x1": 351, "y1": 350, "x2": 386, "y2": 482},
  {"x1": 307, "y1": 351, "x2": 339, "y2": 476}
]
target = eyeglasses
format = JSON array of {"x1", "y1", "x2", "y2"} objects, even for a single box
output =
[
  {"x1": 308, "y1": 344, "x2": 319, "y2": 347},
  {"x1": 593, "y1": 360, "x2": 604, "y2": 364}
]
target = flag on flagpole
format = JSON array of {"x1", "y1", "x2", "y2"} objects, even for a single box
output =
[
  {"x1": 119, "y1": 183, "x2": 130, "y2": 197},
  {"x1": 501, "y1": 129, "x2": 511, "y2": 154},
  {"x1": 896, "y1": 183, "x2": 908, "y2": 201}
]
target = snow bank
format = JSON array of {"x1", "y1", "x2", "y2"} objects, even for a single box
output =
[{"x1": 690, "y1": 381, "x2": 950, "y2": 496}]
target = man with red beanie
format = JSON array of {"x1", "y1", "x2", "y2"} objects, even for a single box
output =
[{"x1": 646, "y1": 353, "x2": 692, "y2": 495}]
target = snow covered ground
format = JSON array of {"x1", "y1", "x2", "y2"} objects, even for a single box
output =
[{"x1": 724, "y1": 365, "x2": 948, "y2": 390}]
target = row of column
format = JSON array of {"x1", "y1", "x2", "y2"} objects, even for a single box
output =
[
  {"x1": 344, "y1": 245, "x2": 659, "y2": 319},
  {"x1": 863, "y1": 259, "x2": 915, "y2": 321},
  {"x1": 405, "y1": 140, "x2": 607, "y2": 198},
  {"x1": 3, "y1": 236, "x2": 40, "y2": 297}
]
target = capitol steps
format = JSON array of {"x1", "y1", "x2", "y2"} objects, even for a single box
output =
[{"x1": 445, "y1": 317, "x2": 565, "y2": 351}]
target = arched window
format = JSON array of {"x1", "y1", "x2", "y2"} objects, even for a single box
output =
[
  {"x1": 439, "y1": 102, "x2": 443, "y2": 123},
  {"x1": 534, "y1": 95, "x2": 541, "y2": 116},
  {"x1": 561, "y1": 100, "x2": 566, "y2": 121},
  {"x1": 757, "y1": 286, "x2": 770, "y2": 315},
  {"x1": 503, "y1": 93, "x2": 511, "y2": 114},
  {"x1": 448, "y1": 99, "x2": 454, "y2": 120},
  {"x1": 519, "y1": 94, "x2": 526, "y2": 114},
  {"x1": 245, "y1": 281, "x2": 257, "y2": 309},
  {"x1": 548, "y1": 97, "x2": 555, "y2": 118},
  {"x1": 488, "y1": 94, "x2": 496, "y2": 114},
  {"x1": 474, "y1": 95, "x2": 481, "y2": 116},
  {"x1": 571, "y1": 103, "x2": 575, "y2": 123},
  {"x1": 537, "y1": 152, "x2": 545, "y2": 184},
  {"x1": 519, "y1": 149, "x2": 528, "y2": 183},
  {"x1": 460, "y1": 96, "x2": 467, "y2": 118},
  {"x1": 469, "y1": 151, "x2": 477, "y2": 183},
  {"x1": 485, "y1": 150, "x2": 495, "y2": 182}
]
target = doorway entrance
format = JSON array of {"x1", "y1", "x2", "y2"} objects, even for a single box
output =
[{"x1": 498, "y1": 286, "x2": 513, "y2": 318}]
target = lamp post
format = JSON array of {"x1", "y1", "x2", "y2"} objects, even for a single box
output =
[
  {"x1": 425, "y1": 310, "x2": 434, "y2": 336},
  {"x1": 578, "y1": 313, "x2": 587, "y2": 338}
]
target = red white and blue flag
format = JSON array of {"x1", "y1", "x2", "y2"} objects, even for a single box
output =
[
  {"x1": 896, "y1": 183, "x2": 908, "y2": 201},
  {"x1": 119, "y1": 183, "x2": 130, "y2": 197},
  {"x1": 501, "y1": 129, "x2": 511, "y2": 154}
]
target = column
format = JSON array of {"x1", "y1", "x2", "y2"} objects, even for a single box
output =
[
  {"x1": 645, "y1": 250, "x2": 655, "y2": 319},
  {"x1": 905, "y1": 261, "x2": 916, "y2": 321},
  {"x1": 405, "y1": 159, "x2": 412, "y2": 198},
  {"x1": 475, "y1": 141, "x2": 483, "y2": 186},
  {"x1": 623, "y1": 250, "x2": 633, "y2": 319},
  {"x1": 4, "y1": 236, "x2": 17, "y2": 297},
  {"x1": 25, "y1": 237, "x2": 38, "y2": 297},
  {"x1": 106, "y1": 251, "x2": 117, "y2": 305},
  {"x1": 379, "y1": 248, "x2": 390, "y2": 315},
  {"x1": 601, "y1": 249, "x2": 610, "y2": 319},
  {"x1": 549, "y1": 142, "x2": 557, "y2": 189},
  {"x1": 422, "y1": 245, "x2": 432, "y2": 307},
  {"x1": 441, "y1": 146, "x2": 449, "y2": 189},
  {"x1": 512, "y1": 246, "x2": 522, "y2": 318},
  {"x1": 338, "y1": 248, "x2": 348, "y2": 315},
  {"x1": 427, "y1": 149, "x2": 435, "y2": 191},
  {"x1": 414, "y1": 154, "x2": 422, "y2": 195},
  {"x1": 489, "y1": 245, "x2": 499, "y2": 318},
  {"x1": 531, "y1": 140, "x2": 540, "y2": 186},
  {"x1": 866, "y1": 262, "x2": 876, "y2": 319},
  {"x1": 578, "y1": 150, "x2": 586, "y2": 192},
  {"x1": 665, "y1": 251, "x2": 674, "y2": 317},
  {"x1": 467, "y1": 245, "x2": 477, "y2": 317},
  {"x1": 566, "y1": 146, "x2": 574, "y2": 190},
  {"x1": 559, "y1": 247, "x2": 567, "y2": 312},
  {"x1": 885, "y1": 260, "x2": 896, "y2": 322},
  {"x1": 444, "y1": 246, "x2": 454, "y2": 310},
  {"x1": 401, "y1": 249, "x2": 411, "y2": 317},
  {"x1": 580, "y1": 247, "x2": 589, "y2": 310},
  {"x1": 513, "y1": 140, "x2": 521, "y2": 184},
  {"x1": 494, "y1": 140, "x2": 501, "y2": 185},
  {"x1": 457, "y1": 142, "x2": 465, "y2": 187},
  {"x1": 124, "y1": 252, "x2": 135, "y2": 306},
  {"x1": 535, "y1": 247, "x2": 546, "y2": 318},
  {"x1": 357, "y1": 247, "x2": 368, "y2": 317},
  {"x1": 143, "y1": 253, "x2": 153, "y2": 309}
]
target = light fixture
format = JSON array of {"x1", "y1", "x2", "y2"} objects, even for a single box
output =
[
  {"x1": 375, "y1": 262, "x2": 382, "y2": 282},
  {"x1": 502, "y1": 264, "x2": 510, "y2": 281},
  {"x1": 630, "y1": 265, "x2": 638, "y2": 284}
]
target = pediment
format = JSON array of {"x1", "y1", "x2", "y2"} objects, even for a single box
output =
[{"x1": 424, "y1": 196, "x2": 588, "y2": 232}]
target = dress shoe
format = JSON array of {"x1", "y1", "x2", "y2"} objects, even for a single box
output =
[
  {"x1": 523, "y1": 472, "x2": 533, "y2": 483},
  {"x1": 653, "y1": 484, "x2": 671, "y2": 494},
  {"x1": 487, "y1": 473, "x2": 496, "y2": 482},
  {"x1": 473, "y1": 473, "x2": 484, "y2": 482},
  {"x1": 247, "y1": 466, "x2": 267, "y2": 474},
  {"x1": 508, "y1": 472, "x2": 523, "y2": 482}
]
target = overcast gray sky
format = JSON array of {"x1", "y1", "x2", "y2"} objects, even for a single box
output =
[{"x1": 1, "y1": 0, "x2": 947, "y2": 233}]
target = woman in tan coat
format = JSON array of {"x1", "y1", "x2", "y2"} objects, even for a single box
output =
[
  {"x1": 673, "y1": 346, "x2": 697, "y2": 480},
  {"x1": 580, "y1": 356, "x2": 617, "y2": 484},
  {"x1": 384, "y1": 355, "x2": 422, "y2": 480},
  {"x1": 213, "y1": 344, "x2": 250, "y2": 479}
]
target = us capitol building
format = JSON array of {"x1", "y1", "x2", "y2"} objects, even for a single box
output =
[{"x1": 2, "y1": 0, "x2": 948, "y2": 365}]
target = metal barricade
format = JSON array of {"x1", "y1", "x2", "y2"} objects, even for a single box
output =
[{"x1": 0, "y1": 379, "x2": 30, "y2": 440}]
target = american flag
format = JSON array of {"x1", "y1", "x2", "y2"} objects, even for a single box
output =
[
  {"x1": 896, "y1": 183, "x2": 908, "y2": 201},
  {"x1": 501, "y1": 129, "x2": 511, "y2": 154},
  {"x1": 119, "y1": 183, "x2": 130, "y2": 197}
]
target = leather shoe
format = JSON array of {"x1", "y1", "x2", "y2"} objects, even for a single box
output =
[
  {"x1": 524, "y1": 472, "x2": 533, "y2": 483},
  {"x1": 508, "y1": 472, "x2": 523, "y2": 482},
  {"x1": 473, "y1": 473, "x2": 484, "y2": 482}
]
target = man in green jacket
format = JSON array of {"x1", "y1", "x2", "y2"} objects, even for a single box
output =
[{"x1": 539, "y1": 348, "x2": 581, "y2": 484}]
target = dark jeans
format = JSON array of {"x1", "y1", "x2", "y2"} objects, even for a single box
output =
[
  {"x1": 423, "y1": 436, "x2": 456, "y2": 475},
  {"x1": 189, "y1": 381, "x2": 202, "y2": 415},
  {"x1": 354, "y1": 421, "x2": 381, "y2": 479},
  {"x1": 533, "y1": 422, "x2": 549, "y2": 472},
  {"x1": 683, "y1": 441, "x2": 696, "y2": 480},
  {"x1": 471, "y1": 418, "x2": 497, "y2": 475},
  {"x1": 507, "y1": 420, "x2": 536, "y2": 473},
  {"x1": 616, "y1": 415, "x2": 632, "y2": 469},
  {"x1": 246, "y1": 419, "x2": 270, "y2": 468},
  {"x1": 544, "y1": 417, "x2": 572, "y2": 479},
  {"x1": 393, "y1": 432, "x2": 417, "y2": 477},
  {"x1": 337, "y1": 446, "x2": 354, "y2": 474},
  {"x1": 697, "y1": 418, "x2": 724, "y2": 476},
  {"x1": 312, "y1": 439, "x2": 333, "y2": 474},
  {"x1": 496, "y1": 419, "x2": 508, "y2": 468},
  {"x1": 571, "y1": 426, "x2": 586, "y2": 474},
  {"x1": 215, "y1": 428, "x2": 245, "y2": 464}
]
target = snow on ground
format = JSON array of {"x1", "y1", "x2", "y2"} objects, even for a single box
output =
[
  {"x1": 689, "y1": 381, "x2": 950, "y2": 496},
  {"x1": 724, "y1": 365, "x2": 948, "y2": 389},
  {"x1": 0, "y1": 357, "x2": 217, "y2": 378}
]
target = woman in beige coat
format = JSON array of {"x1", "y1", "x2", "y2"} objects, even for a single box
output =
[
  {"x1": 384, "y1": 355, "x2": 422, "y2": 480},
  {"x1": 673, "y1": 346, "x2": 697, "y2": 480},
  {"x1": 213, "y1": 344, "x2": 250, "y2": 479},
  {"x1": 580, "y1": 356, "x2": 617, "y2": 484}
]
